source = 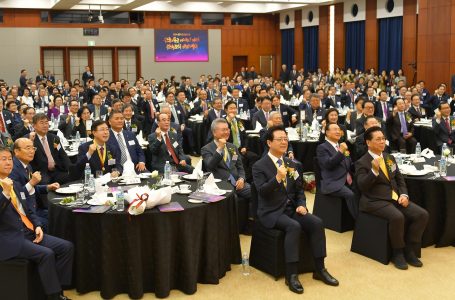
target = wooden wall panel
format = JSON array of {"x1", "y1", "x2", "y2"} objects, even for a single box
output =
[
  {"x1": 334, "y1": 3, "x2": 345, "y2": 69},
  {"x1": 294, "y1": 9, "x2": 304, "y2": 69},
  {"x1": 0, "y1": 9, "x2": 280, "y2": 79},
  {"x1": 417, "y1": 0, "x2": 455, "y2": 92},
  {"x1": 365, "y1": 0, "x2": 378, "y2": 70},
  {"x1": 319, "y1": 6, "x2": 329, "y2": 72},
  {"x1": 402, "y1": 0, "x2": 417, "y2": 85}
]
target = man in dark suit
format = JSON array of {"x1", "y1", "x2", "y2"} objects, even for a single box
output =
[
  {"x1": 354, "y1": 116, "x2": 383, "y2": 160},
  {"x1": 76, "y1": 120, "x2": 123, "y2": 176},
  {"x1": 13, "y1": 106, "x2": 35, "y2": 140},
  {"x1": 231, "y1": 88, "x2": 249, "y2": 115},
  {"x1": 408, "y1": 93, "x2": 427, "y2": 121},
  {"x1": 426, "y1": 84, "x2": 449, "y2": 117},
  {"x1": 271, "y1": 95, "x2": 297, "y2": 127},
  {"x1": 122, "y1": 103, "x2": 143, "y2": 136},
  {"x1": 28, "y1": 113, "x2": 70, "y2": 185},
  {"x1": 365, "y1": 87, "x2": 377, "y2": 103},
  {"x1": 0, "y1": 98, "x2": 14, "y2": 136},
  {"x1": 356, "y1": 127, "x2": 429, "y2": 270},
  {"x1": 259, "y1": 111, "x2": 295, "y2": 159},
  {"x1": 374, "y1": 91, "x2": 392, "y2": 122},
  {"x1": 251, "y1": 96, "x2": 272, "y2": 129},
  {"x1": 288, "y1": 64, "x2": 299, "y2": 82},
  {"x1": 82, "y1": 66, "x2": 94, "y2": 87},
  {"x1": 304, "y1": 94, "x2": 325, "y2": 124},
  {"x1": 355, "y1": 100, "x2": 386, "y2": 135},
  {"x1": 432, "y1": 102, "x2": 455, "y2": 150},
  {"x1": 253, "y1": 126, "x2": 338, "y2": 294},
  {"x1": 316, "y1": 123, "x2": 358, "y2": 218},
  {"x1": 142, "y1": 89, "x2": 160, "y2": 138},
  {"x1": 201, "y1": 118, "x2": 250, "y2": 199},
  {"x1": 148, "y1": 113, "x2": 193, "y2": 173},
  {"x1": 207, "y1": 97, "x2": 227, "y2": 125},
  {"x1": 58, "y1": 100, "x2": 80, "y2": 139},
  {"x1": 10, "y1": 138, "x2": 61, "y2": 230},
  {"x1": 345, "y1": 97, "x2": 364, "y2": 132},
  {"x1": 85, "y1": 79, "x2": 99, "y2": 104},
  {"x1": 107, "y1": 110, "x2": 146, "y2": 172},
  {"x1": 88, "y1": 94, "x2": 108, "y2": 121},
  {"x1": 279, "y1": 64, "x2": 289, "y2": 83},
  {"x1": 386, "y1": 98, "x2": 417, "y2": 153},
  {"x1": 322, "y1": 86, "x2": 342, "y2": 109},
  {"x1": 0, "y1": 146, "x2": 73, "y2": 300}
]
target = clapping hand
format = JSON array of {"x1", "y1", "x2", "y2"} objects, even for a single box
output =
[
  {"x1": 0, "y1": 178, "x2": 13, "y2": 197},
  {"x1": 371, "y1": 158, "x2": 380, "y2": 174},
  {"x1": 88, "y1": 143, "x2": 97, "y2": 155},
  {"x1": 217, "y1": 138, "x2": 227, "y2": 151},
  {"x1": 276, "y1": 165, "x2": 287, "y2": 183},
  {"x1": 339, "y1": 142, "x2": 348, "y2": 154},
  {"x1": 29, "y1": 172, "x2": 42, "y2": 186},
  {"x1": 47, "y1": 182, "x2": 60, "y2": 191}
]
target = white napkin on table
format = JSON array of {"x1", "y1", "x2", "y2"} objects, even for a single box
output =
[
  {"x1": 125, "y1": 186, "x2": 173, "y2": 215},
  {"x1": 286, "y1": 127, "x2": 299, "y2": 141},
  {"x1": 191, "y1": 159, "x2": 204, "y2": 179},
  {"x1": 122, "y1": 160, "x2": 136, "y2": 178},
  {"x1": 421, "y1": 148, "x2": 435, "y2": 159},
  {"x1": 57, "y1": 130, "x2": 68, "y2": 146},
  {"x1": 97, "y1": 173, "x2": 111, "y2": 185},
  {"x1": 203, "y1": 174, "x2": 223, "y2": 195}
]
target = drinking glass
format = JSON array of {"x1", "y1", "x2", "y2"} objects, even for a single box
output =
[
  {"x1": 75, "y1": 189, "x2": 85, "y2": 205},
  {"x1": 432, "y1": 161, "x2": 440, "y2": 179},
  {"x1": 111, "y1": 168, "x2": 120, "y2": 183}
]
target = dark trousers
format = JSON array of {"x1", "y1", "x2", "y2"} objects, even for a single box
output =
[
  {"x1": 394, "y1": 136, "x2": 417, "y2": 154},
  {"x1": 368, "y1": 202, "x2": 429, "y2": 249},
  {"x1": 327, "y1": 185, "x2": 359, "y2": 219},
  {"x1": 182, "y1": 127, "x2": 194, "y2": 152},
  {"x1": 240, "y1": 150, "x2": 259, "y2": 183},
  {"x1": 17, "y1": 232, "x2": 74, "y2": 295},
  {"x1": 273, "y1": 209, "x2": 326, "y2": 263}
]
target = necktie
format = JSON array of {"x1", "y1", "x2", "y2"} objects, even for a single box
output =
[
  {"x1": 0, "y1": 183, "x2": 34, "y2": 231},
  {"x1": 0, "y1": 113, "x2": 5, "y2": 133},
  {"x1": 265, "y1": 111, "x2": 269, "y2": 120},
  {"x1": 149, "y1": 101, "x2": 155, "y2": 119},
  {"x1": 42, "y1": 137, "x2": 55, "y2": 170},
  {"x1": 231, "y1": 119, "x2": 240, "y2": 148},
  {"x1": 445, "y1": 118, "x2": 452, "y2": 144},
  {"x1": 378, "y1": 157, "x2": 399, "y2": 200},
  {"x1": 276, "y1": 158, "x2": 287, "y2": 187},
  {"x1": 383, "y1": 103, "x2": 388, "y2": 118},
  {"x1": 399, "y1": 112, "x2": 408, "y2": 135},
  {"x1": 164, "y1": 133, "x2": 179, "y2": 164},
  {"x1": 223, "y1": 146, "x2": 237, "y2": 185},
  {"x1": 117, "y1": 133, "x2": 128, "y2": 165},
  {"x1": 171, "y1": 106, "x2": 180, "y2": 125},
  {"x1": 126, "y1": 121, "x2": 131, "y2": 131},
  {"x1": 336, "y1": 145, "x2": 352, "y2": 185}
]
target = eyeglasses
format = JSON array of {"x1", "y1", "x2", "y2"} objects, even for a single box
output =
[
  {"x1": 95, "y1": 128, "x2": 109, "y2": 132},
  {"x1": 273, "y1": 137, "x2": 289, "y2": 142},
  {"x1": 20, "y1": 146, "x2": 37, "y2": 151}
]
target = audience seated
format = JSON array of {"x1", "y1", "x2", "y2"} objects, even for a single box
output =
[
  {"x1": 432, "y1": 102, "x2": 455, "y2": 151},
  {"x1": 386, "y1": 98, "x2": 417, "y2": 153}
]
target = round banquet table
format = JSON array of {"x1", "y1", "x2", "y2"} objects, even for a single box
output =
[
  {"x1": 402, "y1": 156, "x2": 455, "y2": 247},
  {"x1": 47, "y1": 180, "x2": 241, "y2": 299}
]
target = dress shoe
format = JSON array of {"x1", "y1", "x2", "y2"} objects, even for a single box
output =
[
  {"x1": 313, "y1": 268, "x2": 339, "y2": 286},
  {"x1": 391, "y1": 253, "x2": 408, "y2": 270},
  {"x1": 404, "y1": 249, "x2": 423, "y2": 267},
  {"x1": 285, "y1": 274, "x2": 304, "y2": 294}
]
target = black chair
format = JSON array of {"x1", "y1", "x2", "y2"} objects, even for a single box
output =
[
  {"x1": 0, "y1": 258, "x2": 46, "y2": 300},
  {"x1": 312, "y1": 157, "x2": 355, "y2": 233},
  {"x1": 351, "y1": 212, "x2": 421, "y2": 264},
  {"x1": 249, "y1": 184, "x2": 314, "y2": 279}
]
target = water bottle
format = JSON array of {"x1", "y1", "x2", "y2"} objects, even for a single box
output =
[
  {"x1": 75, "y1": 131, "x2": 80, "y2": 143},
  {"x1": 396, "y1": 153, "x2": 403, "y2": 165},
  {"x1": 302, "y1": 124, "x2": 308, "y2": 141},
  {"x1": 442, "y1": 143, "x2": 449, "y2": 157},
  {"x1": 116, "y1": 190, "x2": 125, "y2": 211},
  {"x1": 242, "y1": 252, "x2": 250, "y2": 276},
  {"x1": 164, "y1": 161, "x2": 171, "y2": 181},
  {"x1": 350, "y1": 102, "x2": 354, "y2": 110},
  {"x1": 84, "y1": 163, "x2": 91, "y2": 186},
  {"x1": 88, "y1": 174, "x2": 95, "y2": 194},
  {"x1": 246, "y1": 109, "x2": 250, "y2": 120},
  {"x1": 440, "y1": 156, "x2": 447, "y2": 177},
  {"x1": 415, "y1": 142, "x2": 421, "y2": 157},
  {"x1": 50, "y1": 114, "x2": 55, "y2": 127}
]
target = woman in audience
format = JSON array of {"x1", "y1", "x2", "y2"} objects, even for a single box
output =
[
  {"x1": 72, "y1": 106, "x2": 92, "y2": 138},
  {"x1": 379, "y1": 70, "x2": 388, "y2": 91},
  {"x1": 47, "y1": 95, "x2": 68, "y2": 120},
  {"x1": 396, "y1": 69, "x2": 407, "y2": 86},
  {"x1": 20, "y1": 87, "x2": 34, "y2": 107},
  {"x1": 319, "y1": 108, "x2": 347, "y2": 143}
]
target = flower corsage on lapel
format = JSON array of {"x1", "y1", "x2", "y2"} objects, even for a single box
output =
[
  {"x1": 107, "y1": 151, "x2": 113, "y2": 161},
  {"x1": 385, "y1": 155, "x2": 396, "y2": 173},
  {"x1": 228, "y1": 146, "x2": 237, "y2": 157},
  {"x1": 285, "y1": 161, "x2": 299, "y2": 180},
  {"x1": 131, "y1": 123, "x2": 137, "y2": 129},
  {"x1": 405, "y1": 112, "x2": 412, "y2": 123}
]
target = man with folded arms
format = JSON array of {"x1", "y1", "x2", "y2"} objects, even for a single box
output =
[
  {"x1": 0, "y1": 145, "x2": 73, "y2": 300},
  {"x1": 253, "y1": 126, "x2": 338, "y2": 294},
  {"x1": 356, "y1": 126, "x2": 429, "y2": 270}
]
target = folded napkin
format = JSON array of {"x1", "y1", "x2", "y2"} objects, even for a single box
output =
[
  {"x1": 122, "y1": 160, "x2": 136, "y2": 178},
  {"x1": 254, "y1": 121, "x2": 263, "y2": 131},
  {"x1": 191, "y1": 160, "x2": 204, "y2": 179},
  {"x1": 97, "y1": 173, "x2": 111, "y2": 185},
  {"x1": 398, "y1": 164, "x2": 417, "y2": 174},
  {"x1": 202, "y1": 174, "x2": 223, "y2": 195},
  {"x1": 421, "y1": 148, "x2": 435, "y2": 159},
  {"x1": 57, "y1": 130, "x2": 68, "y2": 146},
  {"x1": 423, "y1": 164, "x2": 438, "y2": 172},
  {"x1": 125, "y1": 186, "x2": 173, "y2": 215},
  {"x1": 286, "y1": 127, "x2": 299, "y2": 141}
]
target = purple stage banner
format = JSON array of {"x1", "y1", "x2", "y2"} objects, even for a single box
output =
[{"x1": 155, "y1": 29, "x2": 209, "y2": 62}]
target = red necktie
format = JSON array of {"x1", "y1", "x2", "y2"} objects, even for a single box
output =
[
  {"x1": 149, "y1": 101, "x2": 155, "y2": 119},
  {"x1": 164, "y1": 133, "x2": 179, "y2": 164},
  {"x1": 0, "y1": 113, "x2": 5, "y2": 133},
  {"x1": 445, "y1": 118, "x2": 452, "y2": 144}
]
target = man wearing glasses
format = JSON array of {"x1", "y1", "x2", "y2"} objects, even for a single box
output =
[
  {"x1": 253, "y1": 126, "x2": 339, "y2": 294},
  {"x1": 58, "y1": 99, "x2": 80, "y2": 139},
  {"x1": 9, "y1": 138, "x2": 60, "y2": 231}
]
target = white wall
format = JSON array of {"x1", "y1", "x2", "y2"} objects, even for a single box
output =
[{"x1": 0, "y1": 28, "x2": 221, "y2": 85}]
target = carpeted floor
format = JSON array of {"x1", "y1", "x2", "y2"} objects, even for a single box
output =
[{"x1": 65, "y1": 189, "x2": 455, "y2": 300}]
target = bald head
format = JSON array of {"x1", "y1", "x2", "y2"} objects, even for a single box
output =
[{"x1": 14, "y1": 138, "x2": 36, "y2": 164}]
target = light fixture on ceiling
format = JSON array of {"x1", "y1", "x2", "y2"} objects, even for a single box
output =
[
  {"x1": 88, "y1": 4, "x2": 93, "y2": 22},
  {"x1": 98, "y1": 4, "x2": 104, "y2": 24}
]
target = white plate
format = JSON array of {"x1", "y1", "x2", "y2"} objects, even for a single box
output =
[
  {"x1": 213, "y1": 179, "x2": 222, "y2": 183},
  {"x1": 69, "y1": 183, "x2": 83, "y2": 188},
  {"x1": 177, "y1": 190, "x2": 192, "y2": 195},
  {"x1": 87, "y1": 197, "x2": 116, "y2": 206},
  {"x1": 137, "y1": 173, "x2": 152, "y2": 179},
  {"x1": 188, "y1": 199, "x2": 203, "y2": 203},
  {"x1": 407, "y1": 170, "x2": 431, "y2": 176},
  {"x1": 183, "y1": 174, "x2": 198, "y2": 180},
  {"x1": 205, "y1": 189, "x2": 227, "y2": 196},
  {"x1": 55, "y1": 187, "x2": 82, "y2": 194}
]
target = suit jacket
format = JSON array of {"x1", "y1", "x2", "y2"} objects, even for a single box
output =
[
  {"x1": 87, "y1": 104, "x2": 108, "y2": 120},
  {"x1": 251, "y1": 110, "x2": 269, "y2": 129},
  {"x1": 76, "y1": 141, "x2": 123, "y2": 176},
  {"x1": 29, "y1": 133, "x2": 70, "y2": 174},
  {"x1": 201, "y1": 141, "x2": 245, "y2": 181},
  {"x1": 408, "y1": 106, "x2": 426, "y2": 121},
  {"x1": 386, "y1": 112, "x2": 415, "y2": 142},
  {"x1": 316, "y1": 141, "x2": 353, "y2": 194},
  {"x1": 58, "y1": 114, "x2": 76, "y2": 139},
  {"x1": 288, "y1": 69, "x2": 299, "y2": 82},
  {"x1": 432, "y1": 117, "x2": 455, "y2": 147},
  {"x1": 279, "y1": 69, "x2": 290, "y2": 83},
  {"x1": 0, "y1": 182, "x2": 42, "y2": 260},
  {"x1": 148, "y1": 130, "x2": 187, "y2": 172},
  {"x1": 10, "y1": 157, "x2": 48, "y2": 212},
  {"x1": 374, "y1": 101, "x2": 393, "y2": 121},
  {"x1": 232, "y1": 98, "x2": 249, "y2": 114},
  {"x1": 355, "y1": 152, "x2": 407, "y2": 212},
  {"x1": 426, "y1": 94, "x2": 449, "y2": 116},
  {"x1": 322, "y1": 95, "x2": 342, "y2": 109},
  {"x1": 226, "y1": 117, "x2": 247, "y2": 148},
  {"x1": 142, "y1": 99, "x2": 160, "y2": 129},
  {"x1": 0, "y1": 110, "x2": 14, "y2": 136},
  {"x1": 107, "y1": 129, "x2": 145, "y2": 166},
  {"x1": 272, "y1": 104, "x2": 296, "y2": 127},
  {"x1": 355, "y1": 115, "x2": 386, "y2": 135},
  {"x1": 123, "y1": 115, "x2": 143, "y2": 136},
  {"x1": 13, "y1": 121, "x2": 33, "y2": 140},
  {"x1": 71, "y1": 120, "x2": 91, "y2": 138},
  {"x1": 304, "y1": 107, "x2": 325, "y2": 124},
  {"x1": 253, "y1": 155, "x2": 306, "y2": 228},
  {"x1": 207, "y1": 109, "x2": 226, "y2": 125},
  {"x1": 169, "y1": 103, "x2": 186, "y2": 125}
]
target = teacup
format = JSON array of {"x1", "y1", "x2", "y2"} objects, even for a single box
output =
[
  {"x1": 180, "y1": 184, "x2": 191, "y2": 192},
  {"x1": 170, "y1": 174, "x2": 180, "y2": 182}
]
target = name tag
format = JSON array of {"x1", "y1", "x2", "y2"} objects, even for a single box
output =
[
  {"x1": 86, "y1": 120, "x2": 92, "y2": 129},
  {"x1": 232, "y1": 155, "x2": 238, "y2": 161},
  {"x1": 108, "y1": 159, "x2": 116, "y2": 166},
  {"x1": 239, "y1": 103, "x2": 243, "y2": 107},
  {"x1": 189, "y1": 101, "x2": 194, "y2": 109},
  {"x1": 57, "y1": 144, "x2": 61, "y2": 151},
  {"x1": 283, "y1": 111, "x2": 288, "y2": 116},
  {"x1": 20, "y1": 192, "x2": 26, "y2": 200},
  {"x1": 172, "y1": 141, "x2": 179, "y2": 148},
  {"x1": 317, "y1": 116, "x2": 322, "y2": 120},
  {"x1": 59, "y1": 106, "x2": 65, "y2": 113},
  {"x1": 177, "y1": 110, "x2": 181, "y2": 114},
  {"x1": 128, "y1": 140, "x2": 135, "y2": 146},
  {"x1": 6, "y1": 119, "x2": 11, "y2": 124},
  {"x1": 391, "y1": 164, "x2": 397, "y2": 172},
  {"x1": 132, "y1": 127, "x2": 137, "y2": 132}
]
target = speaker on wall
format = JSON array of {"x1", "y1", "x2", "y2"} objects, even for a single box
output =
[{"x1": 130, "y1": 12, "x2": 144, "y2": 24}]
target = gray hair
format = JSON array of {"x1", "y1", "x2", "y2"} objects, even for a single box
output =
[
  {"x1": 268, "y1": 111, "x2": 280, "y2": 120},
  {"x1": 311, "y1": 93, "x2": 321, "y2": 100},
  {"x1": 211, "y1": 118, "x2": 228, "y2": 133}
]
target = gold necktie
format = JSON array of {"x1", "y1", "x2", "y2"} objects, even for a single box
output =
[
  {"x1": 379, "y1": 157, "x2": 398, "y2": 201},
  {"x1": 0, "y1": 183, "x2": 34, "y2": 230},
  {"x1": 223, "y1": 146, "x2": 229, "y2": 162}
]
